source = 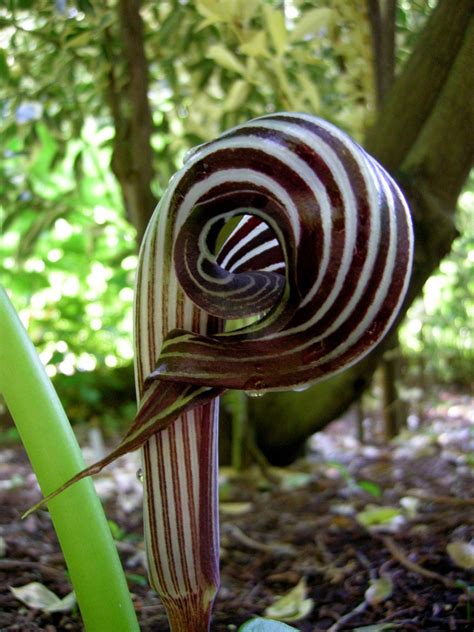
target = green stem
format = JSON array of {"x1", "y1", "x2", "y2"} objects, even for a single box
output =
[
  {"x1": 229, "y1": 390, "x2": 248, "y2": 471},
  {"x1": 0, "y1": 286, "x2": 139, "y2": 632}
]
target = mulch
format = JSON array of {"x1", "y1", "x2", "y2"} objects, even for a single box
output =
[{"x1": 0, "y1": 393, "x2": 473, "y2": 631}]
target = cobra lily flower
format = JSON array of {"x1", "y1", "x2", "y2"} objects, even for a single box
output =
[{"x1": 30, "y1": 113, "x2": 413, "y2": 631}]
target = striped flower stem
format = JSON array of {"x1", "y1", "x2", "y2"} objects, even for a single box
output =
[{"x1": 29, "y1": 113, "x2": 413, "y2": 631}]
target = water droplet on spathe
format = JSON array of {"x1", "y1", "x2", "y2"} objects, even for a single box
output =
[
  {"x1": 136, "y1": 468, "x2": 144, "y2": 483},
  {"x1": 246, "y1": 391, "x2": 265, "y2": 399},
  {"x1": 292, "y1": 383, "x2": 312, "y2": 392},
  {"x1": 244, "y1": 376, "x2": 268, "y2": 397},
  {"x1": 183, "y1": 142, "x2": 206, "y2": 164}
]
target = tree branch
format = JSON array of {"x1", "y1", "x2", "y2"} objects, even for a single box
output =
[
  {"x1": 365, "y1": 0, "x2": 473, "y2": 171},
  {"x1": 403, "y1": 15, "x2": 474, "y2": 211},
  {"x1": 398, "y1": 10, "x2": 474, "y2": 310},
  {"x1": 366, "y1": 0, "x2": 397, "y2": 105}
]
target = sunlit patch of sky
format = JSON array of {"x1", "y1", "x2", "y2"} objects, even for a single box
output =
[
  {"x1": 119, "y1": 287, "x2": 134, "y2": 302},
  {"x1": 15, "y1": 102, "x2": 43, "y2": 125},
  {"x1": 105, "y1": 354, "x2": 118, "y2": 368},
  {"x1": 121, "y1": 255, "x2": 138, "y2": 271},
  {"x1": 24, "y1": 258, "x2": 45, "y2": 273},
  {"x1": 47, "y1": 249, "x2": 63, "y2": 263},
  {"x1": 116, "y1": 339, "x2": 134, "y2": 361},
  {"x1": 284, "y1": 0, "x2": 300, "y2": 23},
  {"x1": 54, "y1": 218, "x2": 75, "y2": 240}
]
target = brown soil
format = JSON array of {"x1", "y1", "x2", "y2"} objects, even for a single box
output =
[{"x1": 0, "y1": 392, "x2": 473, "y2": 631}]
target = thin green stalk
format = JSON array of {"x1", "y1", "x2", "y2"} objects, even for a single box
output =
[
  {"x1": 0, "y1": 286, "x2": 139, "y2": 632},
  {"x1": 228, "y1": 390, "x2": 248, "y2": 472}
]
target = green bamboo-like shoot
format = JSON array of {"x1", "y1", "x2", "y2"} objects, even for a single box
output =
[{"x1": 0, "y1": 286, "x2": 139, "y2": 632}]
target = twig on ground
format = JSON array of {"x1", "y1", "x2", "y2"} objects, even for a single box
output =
[
  {"x1": 407, "y1": 490, "x2": 474, "y2": 506},
  {"x1": 0, "y1": 559, "x2": 66, "y2": 580},
  {"x1": 380, "y1": 535, "x2": 461, "y2": 589},
  {"x1": 315, "y1": 535, "x2": 334, "y2": 564},
  {"x1": 354, "y1": 548, "x2": 378, "y2": 580},
  {"x1": 222, "y1": 523, "x2": 296, "y2": 557},
  {"x1": 327, "y1": 600, "x2": 367, "y2": 632}
]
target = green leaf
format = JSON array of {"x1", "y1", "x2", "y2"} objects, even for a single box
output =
[
  {"x1": 126, "y1": 573, "x2": 148, "y2": 587},
  {"x1": 263, "y1": 5, "x2": 287, "y2": 57},
  {"x1": 219, "y1": 501, "x2": 253, "y2": 515},
  {"x1": 291, "y1": 8, "x2": 334, "y2": 42},
  {"x1": 29, "y1": 123, "x2": 59, "y2": 178},
  {"x1": 223, "y1": 80, "x2": 250, "y2": 112},
  {"x1": 357, "y1": 480, "x2": 382, "y2": 498},
  {"x1": 239, "y1": 618, "x2": 298, "y2": 631},
  {"x1": 196, "y1": 0, "x2": 232, "y2": 23},
  {"x1": 157, "y1": 8, "x2": 183, "y2": 42},
  {"x1": 326, "y1": 461, "x2": 351, "y2": 479},
  {"x1": 275, "y1": 469, "x2": 312, "y2": 491},
  {"x1": 207, "y1": 44, "x2": 246, "y2": 75},
  {"x1": 65, "y1": 31, "x2": 91, "y2": 49},
  {"x1": 0, "y1": 49, "x2": 9, "y2": 78},
  {"x1": 240, "y1": 31, "x2": 269, "y2": 58},
  {"x1": 356, "y1": 505, "x2": 402, "y2": 527},
  {"x1": 298, "y1": 74, "x2": 321, "y2": 113},
  {"x1": 107, "y1": 519, "x2": 126, "y2": 541}
]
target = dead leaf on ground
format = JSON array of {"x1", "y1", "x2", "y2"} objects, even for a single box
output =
[
  {"x1": 364, "y1": 576, "x2": 393, "y2": 605},
  {"x1": 10, "y1": 582, "x2": 76, "y2": 613},
  {"x1": 264, "y1": 577, "x2": 314, "y2": 622},
  {"x1": 220, "y1": 502, "x2": 253, "y2": 515},
  {"x1": 446, "y1": 541, "x2": 474, "y2": 570}
]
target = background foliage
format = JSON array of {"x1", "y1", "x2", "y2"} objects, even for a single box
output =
[
  {"x1": 0, "y1": 0, "x2": 472, "y2": 433},
  {"x1": 400, "y1": 177, "x2": 473, "y2": 387}
]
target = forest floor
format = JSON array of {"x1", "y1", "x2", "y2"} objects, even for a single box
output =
[{"x1": 0, "y1": 390, "x2": 473, "y2": 631}]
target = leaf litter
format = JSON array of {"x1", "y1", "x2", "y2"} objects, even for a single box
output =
[{"x1": 0, "y1": 390, "x2": 472, "y2": 630}]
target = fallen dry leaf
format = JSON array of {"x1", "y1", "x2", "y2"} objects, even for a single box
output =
[
  {"x1": 10, "y1": 582, "x2": 75, "y2": 613},
  {"x1": 446, "y1": 541, "x2": 474, "y2": 570},
  {"x1": 264, "y1": 577, "x2": 314, "y2": 622},
  {"x1": 364, "y1": 576, "x2": 393, "y2": 605}
]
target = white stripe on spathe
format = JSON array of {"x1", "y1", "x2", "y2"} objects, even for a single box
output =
[
  {"x1": 228, "y1": 238, "x2": 280, "y2": 272},
  {"x1": 219, "y1": 220, "x2": 268, "y2": 269},
  {"x1": 135, "y1": 140, "x2": 221, "y2": 620},
  {"x1": 173, "y1": 145, "x2": 303, "y2": 245}
]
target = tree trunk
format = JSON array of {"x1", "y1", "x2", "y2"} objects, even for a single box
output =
[
  {"x1": 109, "y1": 0, "x2": 157, "y2": 243},
  {"x1": 250, "y1": 0, "x2": 473, "y2": 464},
  {"x1": 367, "y1": 0, "x2": 396, "y2": 105},
  {"x1": 355, "y1": 397, "x2": 365, "y2": 443},
  {"x1": 379, "y1": 335, "x2": 402, "y2": 439}
]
